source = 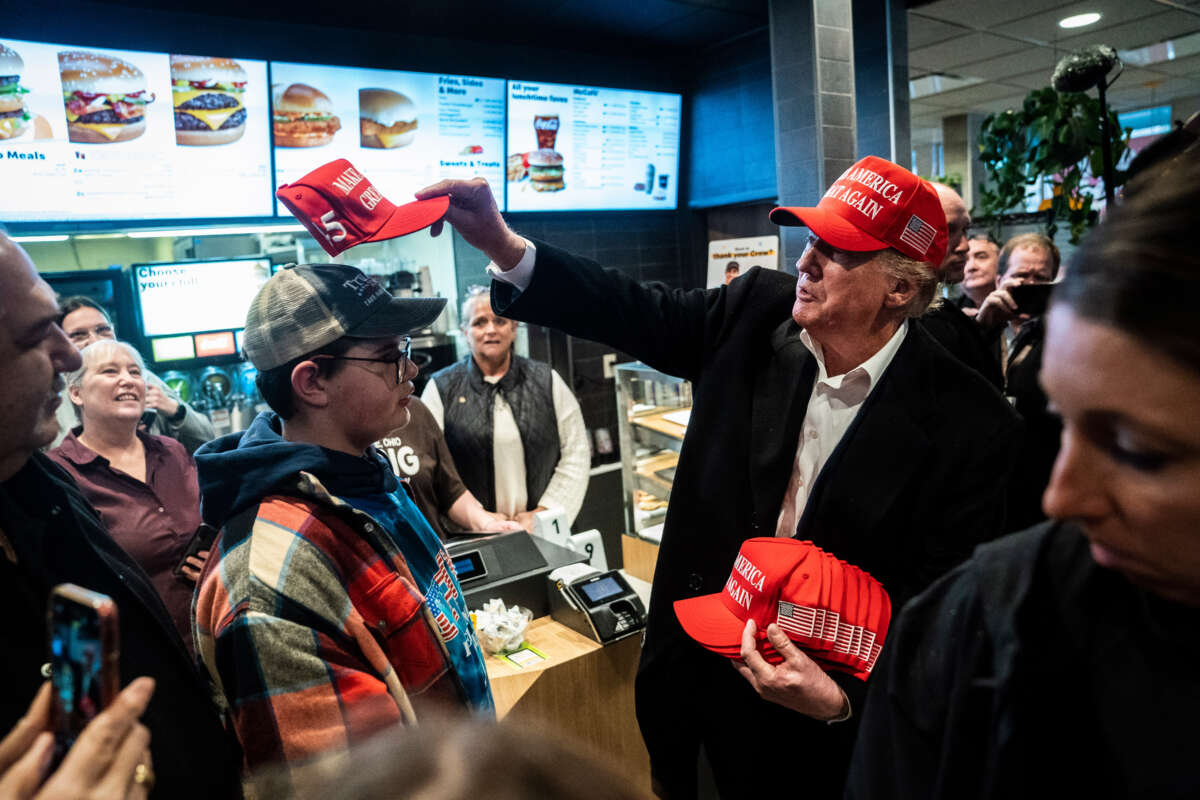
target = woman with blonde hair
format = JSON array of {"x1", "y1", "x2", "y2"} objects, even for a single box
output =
[{"x1": 49, "y1": 339, "x2": 207, "y2": 654}]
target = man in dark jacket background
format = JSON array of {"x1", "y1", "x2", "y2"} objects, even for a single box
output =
[
  {"x1": 416, "y1": 157, "x2": 1022, "y2": 799},
  {"x1": 0, "y1": 232, "x2": 241, "y2": 798}
]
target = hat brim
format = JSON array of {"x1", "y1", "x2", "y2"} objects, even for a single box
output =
[
  {"x1": 769, "y1": 205, "x2": 890, "y2": 253},
  {"x1": 350, "y1": 295, "x2": 448, "y2": 338},
  {"x1": 367, "y1": 195, "x2": 451, "y2": 243},
  {"x1": 674, "y1": 594, "x2": 753, "y2": 651}
]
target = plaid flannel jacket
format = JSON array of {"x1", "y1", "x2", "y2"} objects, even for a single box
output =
[{"x1": 194, "y1": 469, "x2": 467, "y2": 777}]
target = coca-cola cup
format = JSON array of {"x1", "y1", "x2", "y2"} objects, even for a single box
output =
[{"x1": 534, "y1": 115, "x2": 559, "y2": 150}]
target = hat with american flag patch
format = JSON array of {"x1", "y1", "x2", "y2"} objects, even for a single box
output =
[{"x1": 769, "y1": 155, "x2": 948, "y2": 267}]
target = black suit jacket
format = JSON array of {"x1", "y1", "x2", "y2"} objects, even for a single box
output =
[
  {"x1": 918, "y1": 299, "x2": 1005, "y2": 390},
  {"x1": 0, "y1": 454, "x2": 242, "y2": 799},
  {"x1": 494, "y1": 241, "x2": 1021, "y2": 789}
]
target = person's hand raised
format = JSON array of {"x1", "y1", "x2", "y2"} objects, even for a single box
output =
[{"x1": 414, "y1": 179, "x2": 526, "y2": 270}]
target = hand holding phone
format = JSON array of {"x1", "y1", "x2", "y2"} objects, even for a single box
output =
[
  {"x1": 1007, "y1": 282, "x2": 1055, "y2": 316},
  {"x1": 173, "y1": 524, "x2": 219, "y2": 583},
  {"x1": 47, "y1": 585, "x2": 119, "y2": 767},
  {"x1": 0, "y1": 679, "x2": 155, "y2": 799}
]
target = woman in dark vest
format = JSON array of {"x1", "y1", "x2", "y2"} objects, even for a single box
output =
[{"x1": 423, "y1": 287, "x2": 589, "y2": 533}]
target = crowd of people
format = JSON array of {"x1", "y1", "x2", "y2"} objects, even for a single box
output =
[{"x1": 0, "y1": 144, "x2": 1195, "y2": 799}]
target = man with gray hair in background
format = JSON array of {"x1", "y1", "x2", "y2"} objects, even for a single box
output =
[
  {"x1": 918, "y1": 183, "x2": 1004, "y2": 390},
  {"x1": 416, "y1": 155, "x2": 1021, "y2": 799}
]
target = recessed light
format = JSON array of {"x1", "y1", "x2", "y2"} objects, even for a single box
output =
[{"x1": 1059, "y1": 12, "x2": 1102, "y2": 29}]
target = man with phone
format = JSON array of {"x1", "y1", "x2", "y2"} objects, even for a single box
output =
[
  {"x1": 192, "y1": 263, "x2": 493, "y2": 787},
  {"x1": 0, "y1": 232, "x2": 242, "y2": 798},
  {"x1": 975, "y1": 232, "x2": 1063, "y2": 530}
]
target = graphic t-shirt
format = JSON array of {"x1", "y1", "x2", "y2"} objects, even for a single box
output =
[
  {"x1": 343, "y1": 489, "x2": 493, "y2": 714},
  {"x1": 374, "y1": 397, "x2": 467, "y2": 540}
]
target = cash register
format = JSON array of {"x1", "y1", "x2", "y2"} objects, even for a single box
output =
[{"x1": 445, "y1": 530, "x2": 587, "y2": 618}]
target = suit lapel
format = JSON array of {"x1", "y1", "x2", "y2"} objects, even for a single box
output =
[
  {"x1": 749, "y1": 320, "x2": 816, "y2": 530},
  {"x1": 797, "y1": 327, "x2": 934, "y2": 545}
]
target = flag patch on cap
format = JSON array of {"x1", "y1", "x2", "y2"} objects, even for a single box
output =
[{"x1": 898, "y1": 214, "x2": 936, "y2": 254}]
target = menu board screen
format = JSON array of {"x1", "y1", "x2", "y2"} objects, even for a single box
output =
[
  {"x1": 271, "y1": 62, "x2": 506, "y2": 213},
  {"x1": 506, "y1": 80, "x2": 681, "y2": 212},
  {"x1": 0, "y1": 38, "x2": 273, "y2": 222},
  {"x1": 134, "y1": 258, "x2": 270, "y2": 337}
]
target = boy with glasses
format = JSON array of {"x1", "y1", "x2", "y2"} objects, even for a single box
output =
[{"x1": 191, "y1": 263, "x2": 493, "y2": 789}]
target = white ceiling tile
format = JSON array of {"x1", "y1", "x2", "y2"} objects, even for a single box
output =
[
  {"x1": 952, "y1": 46, "x2": 1059, "y2": 82},
  {"x1": 910, "y1": 32, "x2": 1029, "y2": 73},
  {"x1": 1153, "y1": 53, "x2": 1200, "y2": 77},
  {"x1": 990, "y1": 0, "x2": 1173, "y2": 44},
  {"x1": 907, "y1": 14, "x2": 971, "y2": 50},
  {"x1": 1055, "y1": 11, "x2": 1200, "y2": 52},
  {"x1": 908, "y1": 0, "x2": 1079, "y2": 31}
]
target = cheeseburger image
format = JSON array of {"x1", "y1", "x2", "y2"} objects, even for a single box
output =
[
  {"x1": 0, "y1": 44, "x2": 31, "y2": 141},
  {"x1": 359, "y1": 88, "x2": 417, "y2": 148},
  {"x1": 272, "y1": 83, "x2": 340, "y2": 147},
  {"x1": 170, "y1": 56, "x2": 247, "y2": 146},
  {"x1": 528, "y1": 149, "x2": 564, "y2": 192},
  {"x1": 59, "y1": 50, "x2": 154, "y2": 144}
]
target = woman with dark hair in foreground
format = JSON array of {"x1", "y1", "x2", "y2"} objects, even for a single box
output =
[{"x1": 846, "y1": 158, "x2": 1200, "y2": 799}]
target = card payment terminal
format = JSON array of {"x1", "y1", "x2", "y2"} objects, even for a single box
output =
[{"x1": 549, "y1": 568, "x2": 646, "y2": 644}]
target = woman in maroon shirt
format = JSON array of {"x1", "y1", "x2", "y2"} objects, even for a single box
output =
[{"x1": 48, "y1": 339, "x2": 208, "y2": 655}]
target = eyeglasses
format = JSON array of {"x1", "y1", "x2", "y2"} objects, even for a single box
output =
[
  {"x1": 67, "y1": 323, "x2": 114, "y2": 345},
  {"x1": 311, "y1": 337, "x2": 412, "y2": 385}
]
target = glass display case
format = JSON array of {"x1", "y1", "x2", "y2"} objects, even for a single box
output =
[{"x1": 614, "y1": 362, "x2": 692, "y2": 540}]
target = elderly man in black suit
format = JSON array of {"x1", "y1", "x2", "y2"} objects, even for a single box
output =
[{"x1": 417, "y1": 156, "x2": 1021, "y2": 800}]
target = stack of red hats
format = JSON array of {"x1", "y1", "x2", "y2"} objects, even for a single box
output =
[{"x1": 674, "y1": 538, "x2": 892, "y2": 680}]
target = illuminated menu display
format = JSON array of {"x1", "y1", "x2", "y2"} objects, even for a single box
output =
[
  {"x1": 135, "y1": 258, "x2": 270, "y2": 336},
  {"x1": 506, "y1": 80, "x2": 681, "y2": 212},
  {"x1": 0, "y1": 38, "x2": 273, "y2": 222},
  {"x1": 271, "y1": 61, "x2": 506, "y2": 213}
]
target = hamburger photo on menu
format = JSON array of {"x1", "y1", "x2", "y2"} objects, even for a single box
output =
[
  {"x1": 528, "y1": 149, "x2": 564, "y2": 191},
  {"x1": 59, "y1": 50, "x2": 154, "y2": 143},
  {"x1": 170, "y1": 56, "x2": 247, "y2": 145},
  {"x1": 0, "y1": 44, "x2": 31, "y2": 140},
  {"x1": 359, "y1": 88, "x2": 417, "y2": 148},
  {"x1": 272, "y1": 83, "x2": 339, "y2": 147}
]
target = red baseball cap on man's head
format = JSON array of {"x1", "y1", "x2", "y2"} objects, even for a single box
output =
[
  {"x1": 276, "y1": 159, "x2": 450, "y2": 257},
  {"x1": 770, "y1": 156, "x2": 949, "y2": 267}
]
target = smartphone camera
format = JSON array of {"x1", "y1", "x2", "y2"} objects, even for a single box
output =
[{"x1": 48, "y1": 585, "x2": 118, "y2": 765}]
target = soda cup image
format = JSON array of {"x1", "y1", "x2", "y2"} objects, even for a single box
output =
[{"x1": 534, "y1": 115, "x2": 559, "y2": 149}]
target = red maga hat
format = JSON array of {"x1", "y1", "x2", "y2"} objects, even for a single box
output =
[
  {"x1": 276, "y1": 159, "x2": 449, "y2": 257},
  {"x1": 674, "y1": 538, "x2": 892, "y2": 679},
  {"x1": 770, "y1": 156, "x2": 948, "y2": 267}
]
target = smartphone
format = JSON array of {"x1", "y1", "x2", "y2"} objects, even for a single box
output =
[
  {"x1": 172, "y1": 523, "x2": 219, "y2": 579},
  {"x1": 48, "y1": 584, "x2": 119, "y2": 764},
  {"x1": 1008, "y1": 282, "x2": 1055, "y2": 316}
]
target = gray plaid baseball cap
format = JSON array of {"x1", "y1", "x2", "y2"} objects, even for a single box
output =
[{"x1": 242, "y1": 263, "x2": 446, "y2": 370}]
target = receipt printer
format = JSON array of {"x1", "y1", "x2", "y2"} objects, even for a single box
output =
[{"x1": 548, "y1": 567, "x2": 646, "y2": 644}]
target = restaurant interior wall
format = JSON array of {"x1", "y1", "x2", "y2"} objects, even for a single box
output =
[
  {"x1": 8, "y1": 0, "x2": 698, "y2": 549},
  {"x1": 688, "y1": 28, "x2": 778, "y2": 210}
]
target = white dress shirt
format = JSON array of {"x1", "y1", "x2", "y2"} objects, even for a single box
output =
[{"x1": 773, "y1": 322, "x2": 909, "y2": 537}]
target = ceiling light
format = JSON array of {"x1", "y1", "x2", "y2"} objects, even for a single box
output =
[
  {"x1": 1059, "y1": 12, "x2": 1101, "y2": 29},
  {"x1": 127, "y1": 223, "x2": 305, "y2": 239},
  {"x1": 10, "y1": 235, "x2": 70, "y2": 243}
]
